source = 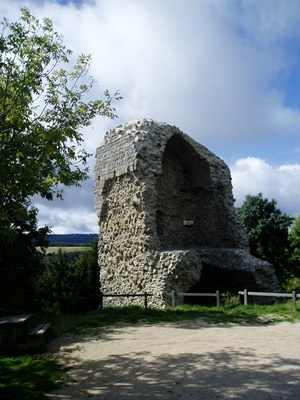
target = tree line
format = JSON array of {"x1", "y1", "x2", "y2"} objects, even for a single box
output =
[
  {"x1": 237, "y1": 192, "x2": 300, "y2": 289},
  {"x1": 47, "y1": 234, "x2": 98, "y2": 247}
]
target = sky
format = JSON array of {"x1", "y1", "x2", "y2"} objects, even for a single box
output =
[{"x1": 1, "y1": 0, "x2": 300, "y2": 233}]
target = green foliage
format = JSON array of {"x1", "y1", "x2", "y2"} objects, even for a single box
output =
[
  {"x1": 282, "y1": 276, "x2": 300, "y2": 293},
  {"x1": 288, "y1": 214, "x2": 300, "y2": 265},
  {"x1": 0, "y1": 356, "x2": 63, "y2": 400},
  {"x1": 0, "y1": 8, "x2": 120, "y2": 240},
  {"x1": 35, "y1": 239, "x2": 99, "y2": 313},
  {"x1": 236, "y1": 193, "x2": 294, "y2": 281},
  {"x1": 0, "y1": 207, "x2": 50, "y2": 312},
  {"x1": 0, "y1": 8, "x2": 118, "y2": 310}
]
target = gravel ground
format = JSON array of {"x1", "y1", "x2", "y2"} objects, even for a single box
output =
[{"x1": 46, "y1": 319, "x2": 300, "y2": 399}]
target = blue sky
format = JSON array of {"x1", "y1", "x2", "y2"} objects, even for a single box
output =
[{"x1": 1, "y1": 0, "x2": 300, "y2": 233}]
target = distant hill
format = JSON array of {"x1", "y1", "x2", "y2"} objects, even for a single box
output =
[{"x1": 47, "y1": 234, "x2": 98, "y2": 247}]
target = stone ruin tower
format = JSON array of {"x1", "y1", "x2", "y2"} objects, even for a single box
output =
[{"x1": 94, "y1": 119, "x2": 280, "y2": 307}]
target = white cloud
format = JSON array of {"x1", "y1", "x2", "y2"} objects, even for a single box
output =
[
  {"x1": 231, "y1": 157, "x2": 300, "y2": 216},
  {"x1": 16, "y1": 0, "x2": 300, "y2": 144},
  {"x1": 2, "y1": 0, "x2": 300, "y2": 232},
  {"x1": 32, "y1": 178, "x2": 98, "y2": 233},
  {"x1": 36, "y1": 203, "x2": 97, "y2": 234}
]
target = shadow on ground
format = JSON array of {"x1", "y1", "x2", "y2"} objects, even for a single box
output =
[{"x1": 47, "y1": 322, "x2": 300, "y2": 399}]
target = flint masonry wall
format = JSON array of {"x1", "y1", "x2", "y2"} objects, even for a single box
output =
[{"x1": 94, "y1": 119, "x2": 280, "y2": 307}]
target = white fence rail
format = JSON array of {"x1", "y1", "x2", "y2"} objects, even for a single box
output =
[
  {"x1": 238, "y1": 289, "x2": 300, "y2": 311},
  {"x1": 168, "y1": 289, "x2": 300, "y2": 311}
]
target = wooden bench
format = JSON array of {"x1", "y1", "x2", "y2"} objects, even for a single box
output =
[{"x1": 28, "y1": 323, "x2": 52, "y2": 348}]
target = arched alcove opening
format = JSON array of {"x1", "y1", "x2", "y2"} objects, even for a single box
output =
[
  {"x1": 184, "y1": 264, "x2": 258, "y2": 305},
  {"x1": 155, "y1": 134, "x2": 223, "y2": 249}
]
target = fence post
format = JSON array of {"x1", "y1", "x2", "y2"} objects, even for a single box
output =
[
  {"x1": 99, "y1": 292, "x2": 103, "y2": 310},
  {"x1": 292, "y1": 291, "x2": 296, "y2": 311},
  {"x1": 216, "y1": 291, "x2": 220, "y2": 307},
  {"x1": 144, "y1": 292, "x2": 148, "y2": 310},
  {"x1": 244, "y1": 289, "x2": 248, "y2": 305},
  {"x1": 171, "y1": 290, "x2": 175, "y2": 307}
]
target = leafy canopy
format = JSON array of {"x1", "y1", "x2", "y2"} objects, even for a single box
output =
[
  {"x1": 288, "y1": 214, "x2": 300, "y2": 263},
  {"x1": 236, "y1": 193, "x2": 294, "y2": 280},
  {"x1": 0, "y1": 8, "x2": 121, "y2": 239},
  {"x1": 36, "y1": 239, "x2": 99, "y2": 313}
]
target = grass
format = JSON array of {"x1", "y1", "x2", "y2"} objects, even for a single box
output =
[
  {"x1": 45, "y1": 246, "x2": 89, "y2": 254},
  {"x1": 0, "y1": 356, "x2": 64, "y2": 400},
  {"x1": 28, "y1": 298, "x2": 300, "y2": 337},
  {"x1": 2, "y1": 299, "x2": 300, "y2": 399}
]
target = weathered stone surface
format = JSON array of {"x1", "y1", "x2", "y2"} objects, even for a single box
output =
[{"x1": 94, "y1": 119, "x2": 280, "y2": 307}]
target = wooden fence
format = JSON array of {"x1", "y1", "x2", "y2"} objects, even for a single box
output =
[{"x1": 238, "y1": 289, "x2": 300, "y2": 311}]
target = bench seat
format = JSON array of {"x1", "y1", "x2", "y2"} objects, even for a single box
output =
[{"x1": 28, "y1": 323, "x2": 52, "y2": 347}]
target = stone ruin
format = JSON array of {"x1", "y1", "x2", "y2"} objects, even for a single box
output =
[{"x1": 94, "y1": 119, "x2": 280, "y2": 307}]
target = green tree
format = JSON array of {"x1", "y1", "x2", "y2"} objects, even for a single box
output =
[
  {"x1": 36, "y1": 239, "x2": 99, "y2": 313},
  {"x1": 0, "y1": 8, "x2": 120, "y2": 241},
  {"x1": 0, "y1": 207, "x2": 50, "y2": 311},
  {"x1": 236, "y1": 193, "x2": 294, "y2": 281},
  {"x1": 72, "y1": 238, "x2": 100, "y2": 298},
  {"x1": 288, "y1": 215, "x2": 300, "y2": 265},
  {"x1": 0, "y1": 9, "x2": 119, "y2": 311}
]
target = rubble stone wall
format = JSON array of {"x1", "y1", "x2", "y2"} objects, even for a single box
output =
[{"x1": 94, "y1": 119, "x2": 280, "y2": 307}]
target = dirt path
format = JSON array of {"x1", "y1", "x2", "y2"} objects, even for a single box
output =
[{"x1": 47, "y1": 320, "x2": 300, "y2": 399}]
